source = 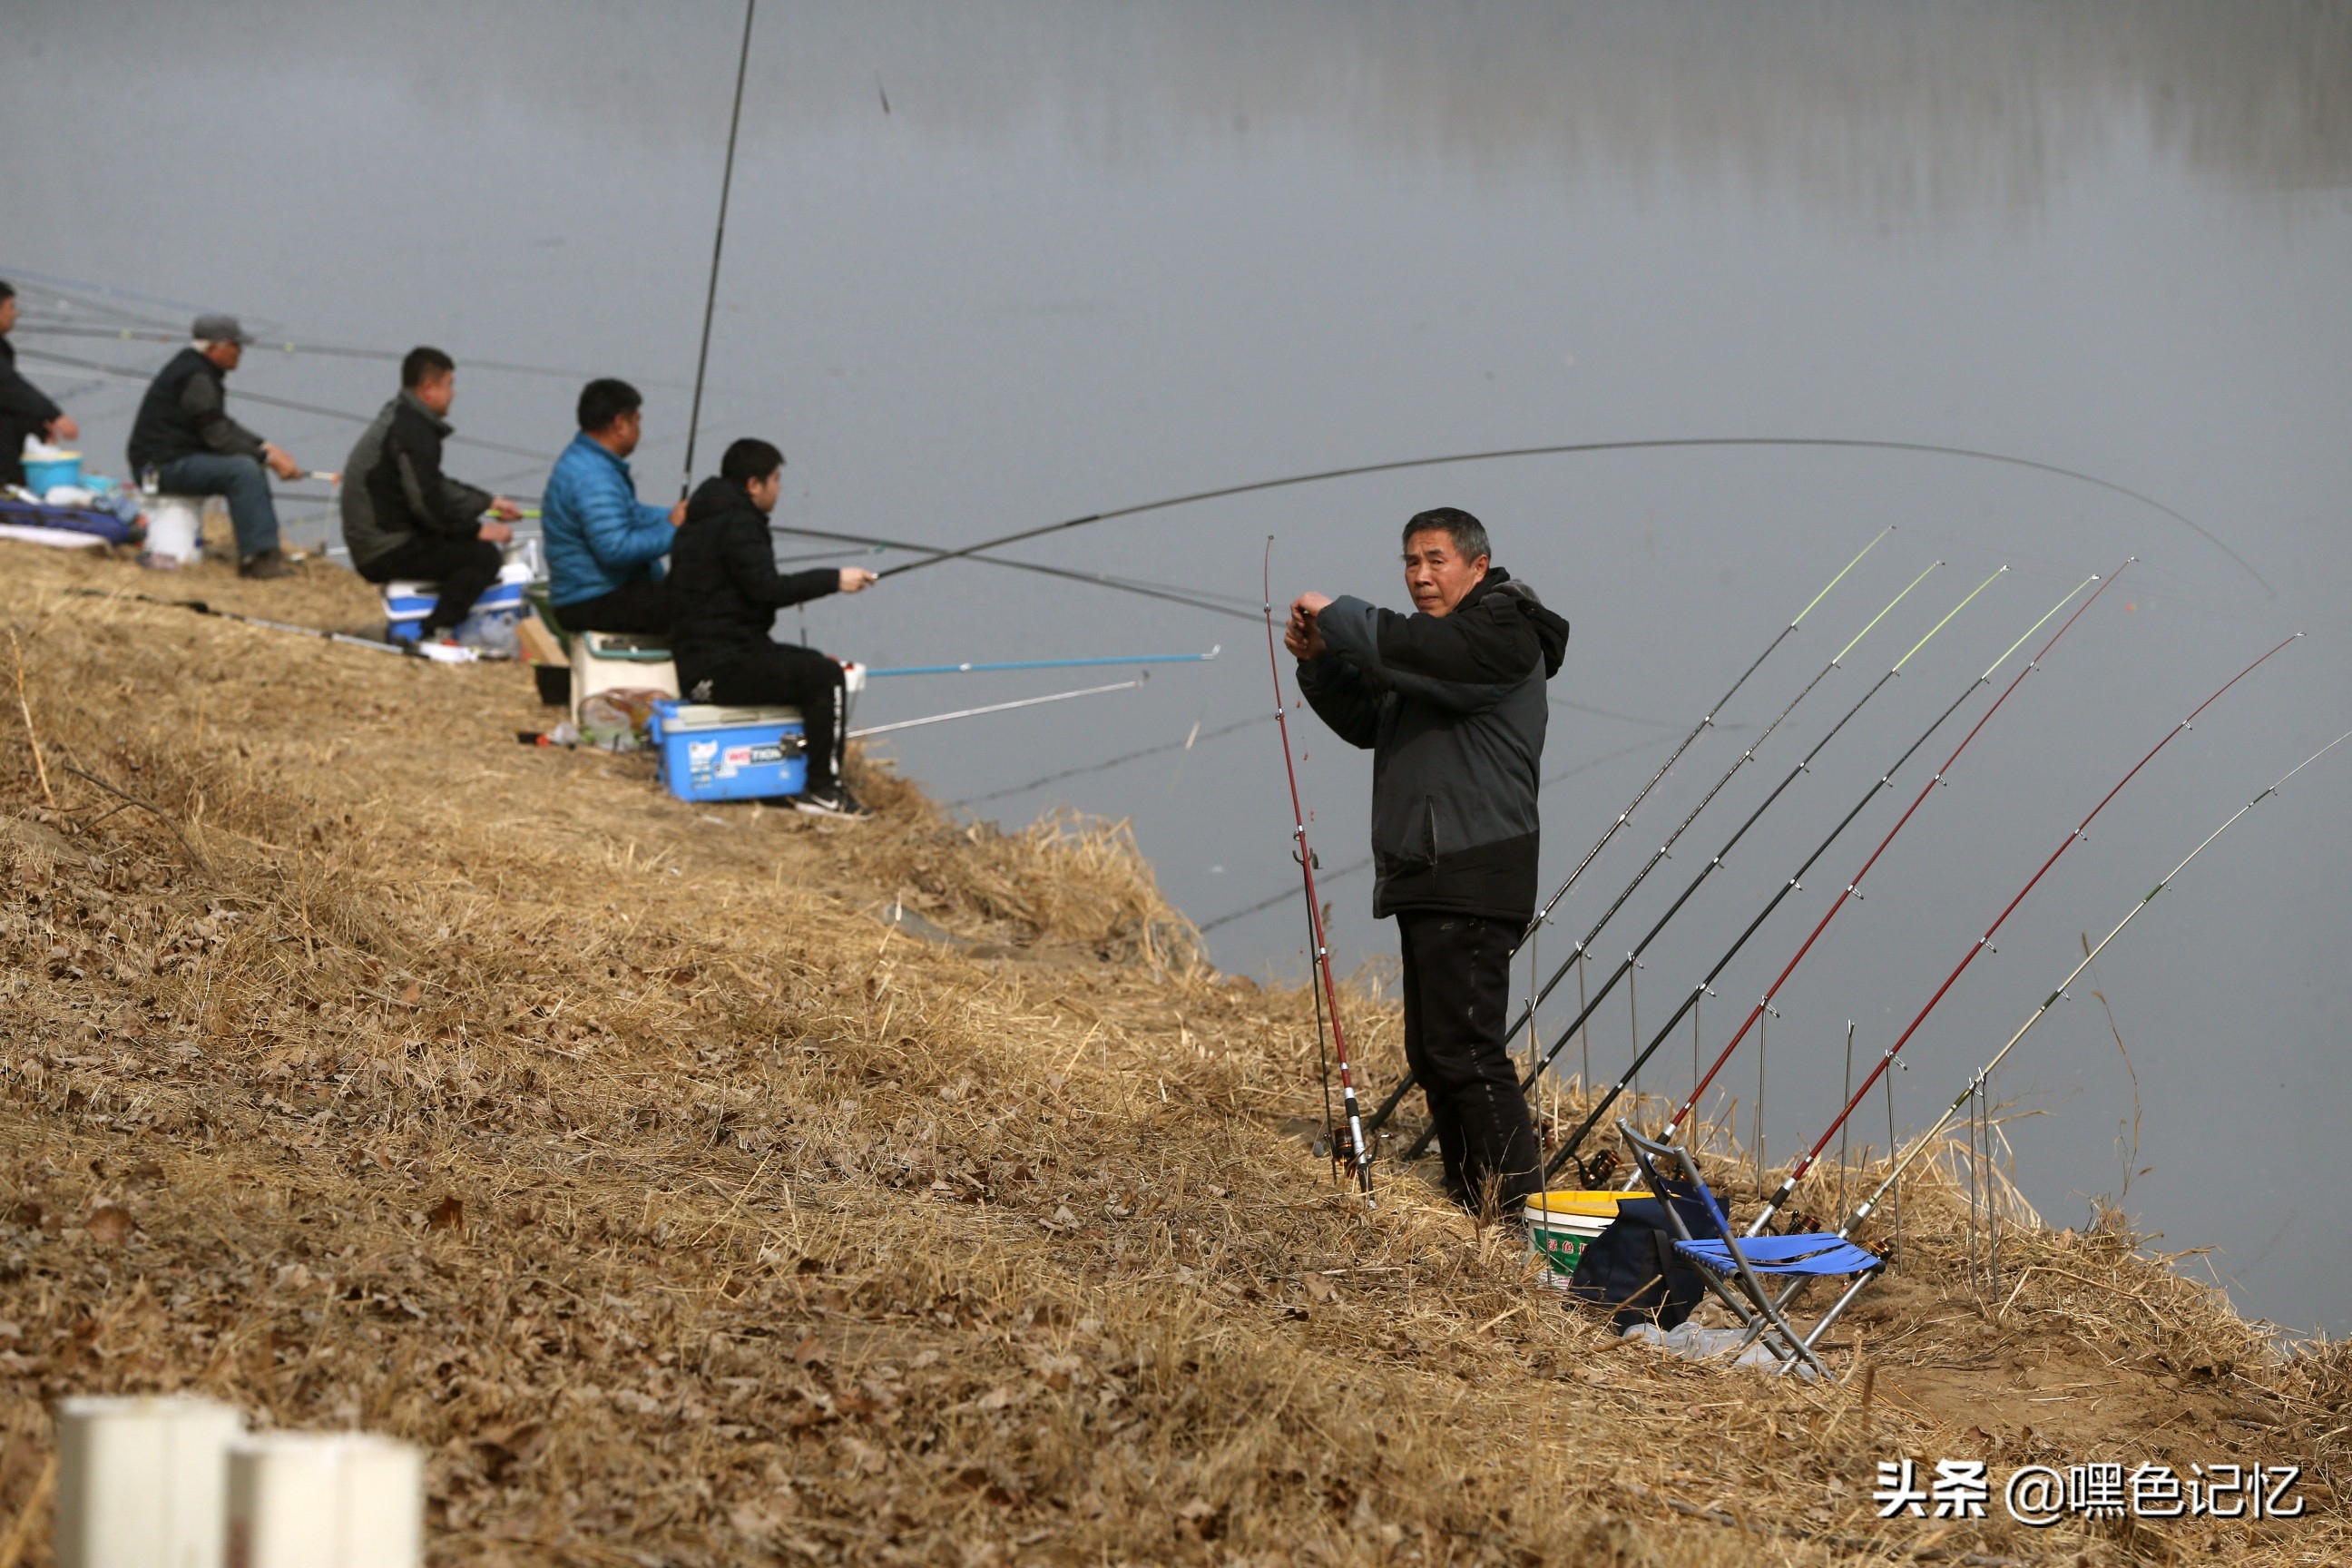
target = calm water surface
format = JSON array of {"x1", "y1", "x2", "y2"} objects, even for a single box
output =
[{"x1": 8, "y1": 1, "x2": 2349, "y2": 1331}]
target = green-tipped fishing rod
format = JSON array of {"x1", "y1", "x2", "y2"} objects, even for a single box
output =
[
  {"x1": 1264, "y1": 540, "x2": 1374, "y2": 1201},
  {"x1": 1537, "y1": 565, "x2": 2008, "y2": 1179},
  {"x1": 1655, "y1": 565, "x2": 2122, "y2": 1151},
  {"x1": 1842, "y1": 726, "x2": 2352, "y2": 1240},
  {"x1": 869, "y1": 437, "x2": 2259, "y2": 597},
  {"x1": 1752, "y1": 632, "x2": 2304, "y2": 1234},
  {"x1": 1357, "y1": 531, "x2": 1899, "y2": 1139},
  {"x1": 681, "y1": 0, "x2": 757, "y2": 500},
  {"x1": 1404, "y1": 560, "x2": 1968, "y2": 1162}
]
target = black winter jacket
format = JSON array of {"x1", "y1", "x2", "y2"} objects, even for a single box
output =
[
  {"x1": 0, "y1": 336, "x2": 64, "y2": 489},
  {"x1": 340, "y1": 392, "x2": 494, "y2": 568},
  {"x1": 127, "y1": 348, "x2": 268, "y2": 473},
  {"x1": 1296, "y1": 566, "x2": 1569, "y2": 924},
  {"x1": 666, "y1": 476, "x2": 840, "y2": 680}
]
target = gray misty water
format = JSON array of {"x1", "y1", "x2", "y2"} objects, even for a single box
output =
[{"x1": 7, "y1": 1, "x2": 2348, "y2": 1331}]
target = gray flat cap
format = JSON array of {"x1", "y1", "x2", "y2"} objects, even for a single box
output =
[{"x1": 191, "y1": 313, "x2": 253, "y2": 346}]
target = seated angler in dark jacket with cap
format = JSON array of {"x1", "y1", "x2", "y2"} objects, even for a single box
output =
[
  {"x1": 1286, "y1": 506, "x2": 1570, "y2": 1222},
  {"x1": 125, "y1": 314, "x2": 311, "y2": 579},
  {"x1": 339, "y1": 348, "x2": 524, "y2": 641},
  {"x1": 669, "y1": 439, "x2": 877, "y2": 819}
]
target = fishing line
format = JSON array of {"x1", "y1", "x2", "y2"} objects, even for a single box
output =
[
  {"x1": 1524, "y1": 564, "x2": 2010, "y2": 1179},
  {"x1": 866, "y1": 649, "x2": 1218, "y2": 676},
  {"x1": 1263, "y1": 539, "x2": 1374, "y2": 1200},
  {"x1": 1365, "y1": 538, "x2": 1913, "y2": 1139},
  {"x1": 1845, "y1": 719, "x2": 2345, "y2": 1236},
  {"x1": 1656, "y1": 565, "x2": 2125, "y2": 1151},
  {"x1": 1196, "y1": 730, "x2": 1682, "y2": 936},
  {"x1": 10, "y1": 320, "x2": 624, "y2": 387},
  {"x1": 952, "y1": 710, "x2": 1275, "y2": 808},
  {"x1": 12, "y1": 348, "x2": 549, "y2": 462},
  {"x1": 681, "y1": 0, "x2": 758, "y2": 498},
  {"x1": 871, "y1": 437, "x2": 2259, "y2": 597},
  {"x1": 1753, "y1": 631, "x2": 2304, "y2": 1234}
]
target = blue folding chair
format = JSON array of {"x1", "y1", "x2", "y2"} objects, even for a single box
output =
[{"x1": 1617, "y1": 1122, "x2": 1884, "y2": 1377}]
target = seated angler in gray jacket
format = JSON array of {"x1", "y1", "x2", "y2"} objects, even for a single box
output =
[
  {"x1": 340, "y1": 348, "x2": 524, "y2": 641},
  {"x1": 1285, "y1": 507, "x2": 1570, "y2": 1222},
  {"x1": 126, "y1": 315, "x2": 312, "y2": 579}
]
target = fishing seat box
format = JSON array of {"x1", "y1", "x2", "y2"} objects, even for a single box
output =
[
  {"x1": 648, "y1": 700, "x2": 808, "y2": 802},
  {"x1": 380, "y1": 575, "x2": 527, "y2": 645}
]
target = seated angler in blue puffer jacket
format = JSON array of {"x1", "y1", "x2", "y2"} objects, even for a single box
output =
[
  {"x1": 540, "y1": 377, "x2": 686, "y2": 634},
  {"x1": 1286, "y1": 507, "x2": 1571, "y2": 1224}
]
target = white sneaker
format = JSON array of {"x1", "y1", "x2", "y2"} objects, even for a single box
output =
[{"x1": 792, "y1": 785, "x2": 873, "y2": 820}]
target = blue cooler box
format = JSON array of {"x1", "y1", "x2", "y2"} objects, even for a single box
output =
[{"x1": 650, "y1": 701, "x2": 808, "y2": 801}]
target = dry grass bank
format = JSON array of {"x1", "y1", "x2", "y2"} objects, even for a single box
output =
[{"x1": 0, "y1": 541, "x2": 2340, "y2": 1566}]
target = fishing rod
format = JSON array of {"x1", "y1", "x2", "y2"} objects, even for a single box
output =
[
  {"x1": 1841, "y1": 725, "x2": 2352, "y2": 1240},
  {"x1": 865, "y1": 648, "x2": 1220, "y2": 676},
  {"x1": 869, "y1": 437, "x2": 2258, "y2": 597},
  {"x1": 1751, "y1": 631, "x2": 2303, "y2": 1234},
  {"x1": 1360, "y1": 533, "x2": 1904, "y2": 1139},
  {"x1": 845, "y1": 676, "x2": 1143, "y2": 740},
  {"x1": 12, "y1": 347, "x2": 549, "y2": 463},
  {"x1": 1655, "y1": 565, "x2": 2122, "y2": 1150},
  {"x1": 681, "y1": 0, "x2": 757, "y2": 499},
  {"x1": 762, "y1": 516, "x2": 1261, "y2": 622},
  {"x1": 1264, "y1": 538, "x2": 1375, "y2": 1201},
  {"x1": 1528, "y1": 564, "x2": 2008, "y2": 1179},
  {"x1": 62, "y1": 589, "x2": 476, "y2": 663}
]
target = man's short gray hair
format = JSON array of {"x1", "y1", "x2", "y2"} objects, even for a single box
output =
[{"x1": 1403, "y1": 506, "x2": 1490, "y2": 562}]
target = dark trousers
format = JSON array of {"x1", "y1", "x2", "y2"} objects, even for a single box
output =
[
  {"x1": 156, "y1": 453, "x2": 279, "y2": 557},
  {"x1": 685, "y1": 642, "x2": 847, "y2": 790},
  {"x1": 356, "y1": 534, "x2": 502, "y2": 633},
  {"x1": 558, "y1": 578, "x2": 671, "y2": 636},
  {"x1": 1397, "y1": 908, "x2": 1543, "y2": 1220}
]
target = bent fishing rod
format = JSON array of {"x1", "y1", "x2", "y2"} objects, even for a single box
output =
[
  {"x1": 1359, "y1": 532, "x2": 1903, "y2": 1139},
  {"x1": 1538, "y1": 565, "x2": 2008, "y2": 1180},
  {"x1": 871, "y1": 436, "x2": 2258, "y2": 597},
  {"x1": 1264, "y1": 540, "x2": 1374, "y2": 1201},
  {"x1": 1751, "y1": 632, "x2": 2304, "y2": 1234},
  {"x1": 1842, "y1": 725, "x2": 2352, "y2": 1240},
  {"x1": 1656, "y1": 564, "x2": 2123, "y2": 1149},
  {"x1": 681, "y1": 0, "x2": 757, "y2": 499}
]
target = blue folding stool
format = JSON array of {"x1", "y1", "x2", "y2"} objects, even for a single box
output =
[{"x1": 1618, "y1": 1122, "x2": 1884, "y2": 1377}]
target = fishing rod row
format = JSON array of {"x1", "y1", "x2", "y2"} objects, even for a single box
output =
[{"x1": 1312, "y1": 539, "x2": 2314, "y2": 1259}]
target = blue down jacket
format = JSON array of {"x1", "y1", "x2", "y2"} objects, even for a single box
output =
[{"x1": 541, "y1": 433, "x2": 673, "y2": 607}]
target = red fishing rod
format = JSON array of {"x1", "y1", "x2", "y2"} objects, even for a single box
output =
[
  {"x1": 1750, "y1": 632, "x2": 2303, "y2": 1233},
  {"x1": 1534, "y1": 564, "x2": 2006, "y2": 1180},
  {"x1": 1656, "y1": 564, "x2": 2123, "y2": 1148},
  {"x1": 1264, "y1": 540, "x2": 1375, "y2": 1202}
]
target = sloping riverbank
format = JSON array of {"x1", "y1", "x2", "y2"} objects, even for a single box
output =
[{"x1": 0, "y1": 541, "x2": 2341, "y2": 1565}]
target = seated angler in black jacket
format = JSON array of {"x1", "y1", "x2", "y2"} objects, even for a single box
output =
[
  {"x1": 340, "y1": 347, "x2": 524, "y2": 640},
  {"x1": 1286, "y1": 506, "x2": 1570, "y2": 1222},
  {"x1": 669, "y1": 439, "x2": 877, "y2": 819}
]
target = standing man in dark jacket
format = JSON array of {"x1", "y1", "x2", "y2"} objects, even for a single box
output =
[
  {"x1": 1286, "y1": 506, "x2": 1570, "y2": 1220},
  {"x1": 339, "y1": 347, "x2": 524, "y2": 640},
  {"x1": 125, "y1": 314, "x2": 309, "y2": 579},
  {"x1": 0, "y1": 281, "x2": 79, "y2": 490},
  {"x1": 670, "y1": 438, "x2": 877, "y2": 819}
]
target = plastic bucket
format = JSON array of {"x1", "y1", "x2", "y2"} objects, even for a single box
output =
[
  {"x1": 23, "y1": 455, "x2": 81, "y2": 494},
  {"x1": 140, "y1": 495, "x2": 203, "y2": 568},
  {"x1": 1524, "y1": 1190, "x2": 1629, "y2": 1283}
]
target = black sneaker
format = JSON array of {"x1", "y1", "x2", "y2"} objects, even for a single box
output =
[
  {"x1": 793, "y1": 785, "x2": 874, "y2": 820},
  {"x1": 238, "y1": 547, "x2": 299, "y2": 580}
]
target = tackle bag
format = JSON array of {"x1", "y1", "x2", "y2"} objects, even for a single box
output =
[{"x1": 1563, "y1": 1197, "x2": 1708, "y2": 1334}]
